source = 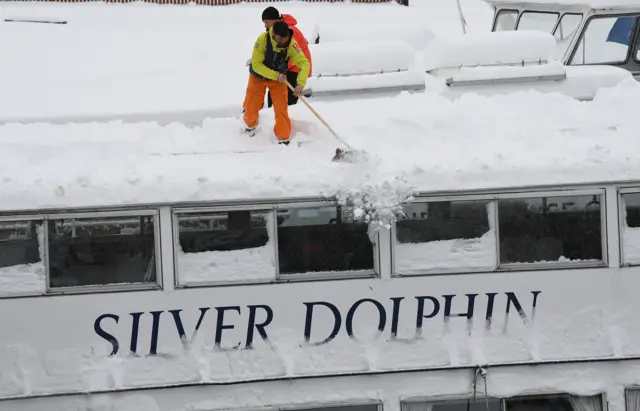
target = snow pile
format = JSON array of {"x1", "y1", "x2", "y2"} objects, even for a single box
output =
[
  {"x1": 177, "y1": 247, "x2": 276, "y2": 284},
  {"x1": 622, "y1": 226, "x2": 640, "y2": 265},
  {"x1": 394, "y1": 203, "x2": 497, "y2": 273},
  {"x1": 177, "y1": 214, "x2": 277, "y2": 284},
  {"x1": 2, "y1": 78, "x2": 640, "y2": 211},
  {"x1": 306, "y1": 40, "x2": 423, "y2": 96},
  {"x1": 0, "y1": 262, "x2": 46, "y2": 295},
  {"x1": 424, "y1": 30, "x2": 558, "y2": 72},
  {"x1": 394, "y1": 231, "x2": 496, "y2": 273},
  {"x1": 310, "y1": 40, "x2": 416, "y2": 76},
  {"x1": 0, "y1": 224, "x2": 47, "y2": 296}
]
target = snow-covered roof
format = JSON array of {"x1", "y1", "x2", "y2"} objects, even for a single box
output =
[
  {"x1": 3, "y1": 80, "x2": 640, "y2": 213},
  {"x1": 484, "y1": 0, "x2": 640, "y2": 11}
]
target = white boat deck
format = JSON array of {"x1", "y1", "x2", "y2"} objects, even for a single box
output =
[{"x1": 2, "y1": 79, "x2": 640, "y2": 212}]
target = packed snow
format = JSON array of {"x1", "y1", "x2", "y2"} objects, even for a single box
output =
[
  {"x1": 0, "y1": 262, "x2": 46, "y2": 295},
  {"x1": 423, "y1": 30, "x2": 559, "y2": 71},
  {"x1": 3, "y1": 77, "x2": 640, "y2": 212},
  {"x1": 176, "y1": 214, "x2": 277, "y2": 284},
  {"x1": 622, "y1": 226, "x2": 640, "y2": 265},
  {"x1": 0, "y1": 223, "x2": 47, "y2": 296},
  {"x1": 393, "y1": 203, "x2": 497, "y2": 273},
  {"x1": 394, "y1": 230, "x2": 496, "y2": 273}
]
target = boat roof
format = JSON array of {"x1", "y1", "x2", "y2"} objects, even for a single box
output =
[
  {"x1": 2, "y1": 83, "x2": 640, "y2": 213},
  {"x1": 484, "y1": 0, "x2": 640, "y2": 12}
]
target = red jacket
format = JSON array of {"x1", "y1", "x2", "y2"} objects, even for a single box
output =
[{"x1": 281, "y1": 14, "x2": 313, "y2": 77}]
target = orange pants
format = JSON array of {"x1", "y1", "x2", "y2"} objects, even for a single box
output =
[{"x1": 243, "y1": 74, "x2": 290, "y2": 141}]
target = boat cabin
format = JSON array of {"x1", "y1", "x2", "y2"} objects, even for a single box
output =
[
  {"x1": 3, "y1": 180, "x2": 640, "y2": 410},
  {"x1": 2, "y1": 63, "x2": 640, "y2": 410},
  {"x1": 485, "y1": 0, "x2": 640, "y2": 78}
]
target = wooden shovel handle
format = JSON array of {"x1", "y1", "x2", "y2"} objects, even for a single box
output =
[{"x1": 284, "y1": 80, "x2": 344, "y2": 143}]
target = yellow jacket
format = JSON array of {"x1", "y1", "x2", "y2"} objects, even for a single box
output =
[{"x1": 250, "y1": 27, "x2": 311, "y2": 88}]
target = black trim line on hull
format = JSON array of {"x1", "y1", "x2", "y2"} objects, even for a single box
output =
[{"x1": 3, "y1": 354, "x2": 640, "y2": 402}]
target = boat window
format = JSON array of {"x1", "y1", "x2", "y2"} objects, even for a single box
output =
[
  {"x1": 621, "y1": 192, "x2": 640, "y2": 265},
  {"x1": 402, "y1": 398, "x2": 502, "y2": 411},
  {"x1": 506, "y1": 394, "x2": 602, "y2": 411},
  {"x1": 494, "y1": 9, "x2": 518, "y2": 31},
  {"x1": 569, "y1": 15, "x2": 637, "y2": 65},
  {"x1": 276, "y1": 205, "x2": 374, "y2": 275},
  {"x1": 394, "y1": 199, "x2": 496, "y2": 274},
  {"x1": 554, "y1": 13, "x2": 583, "y2": 41},
  {"x1": 498, "y1": 194, "x2": 603, "y2": 265},
  {"x1": 0, "y1": 219, "x2": 45, "y2": 296},
  {"x1": 626, "y1": 389, "x2": 640, "y2": 411},
  {"x1": 174, "y1": 210, "x2": 275, "y2": 284},
  {"x1": 47, "y1": 214, "x2": 157, "y2": 288},
  {"x1": 517, "y1": 11, "x2": 559, "y2": 34},
  {"x1": 288, "y1": 406, "x2": 379, "y2": 411}
]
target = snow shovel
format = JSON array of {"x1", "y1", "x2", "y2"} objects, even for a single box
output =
[{"x1": 285, "y1": 80, "x2": 366, "y2": 163}]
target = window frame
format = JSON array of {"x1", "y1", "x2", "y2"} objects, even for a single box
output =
[
  {"x1": 504, "y1": 393, "x2": 607, "y2": 411},
  {"x1": 0, "y1": 214, "x2": 47, "y2": 298},
  {"x1": 568, "y1": 13, "x2": 640, "y2": 66},
  {"x1": 492, "y1": 8, "x2": 520, "y2": 32},
  {"x1": 208, "y1": 402, "x2": 383, "y2": 411},
  {"x1": 391, "y1": 194, "x2": 498, "y2": 277},
  {"x1": 172, "y1": 204, "x2": 278, "y2": 288},
  {"x1": 44, "y1": 209, "x2": 163, "y2": 295},
  {"x1": 274, "y1": 201, "x2": 380, "y2": 282},
  {"x1": 629, "y1": 14, "x2": 640, "y2": 64},
  {"x1": 515, "y1": 10, "x2": 561, "y2": 33},
  {"x1": 279, "y1": 401, "x2": 383, "y2": 411},
  {"x1": 401, "y1": 392, "x2": 606, "y2": 411},
  {"x1": 401, "y1": 395, "x2": 503, "y2": 411},
  {"x1": 553, "y1": 12, "x2": 584, "y2": 41},
  {"x1": 172, "y1": 201, "x2": 380, "y2": 288},
  {"x1": 625, "y1": 386, "x2": 640, "y2": 411},
  {"x1": 391, "y1": 189, "x2": 608, "y2": 276},
  {"x1": 617, "y1": 187, "x2": 640, "y2": 267},
  {"x1": 496, "y1": 188, "x2": 608, "y2": 271}
]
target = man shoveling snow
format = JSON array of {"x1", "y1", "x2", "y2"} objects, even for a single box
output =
[
  {"x1": 260, "y1": 6, "x2": 313, "y2": 108},
  {"x1": 242, "y1": 20, "x2": 310, "y2": 145}
]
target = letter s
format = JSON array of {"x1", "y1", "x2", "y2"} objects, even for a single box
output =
[{"x1": 94, "y1": 313, "x2": 120, "y2": 356}]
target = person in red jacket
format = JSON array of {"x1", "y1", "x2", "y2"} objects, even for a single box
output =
[{"x1": 261, "y1": 6, "x2": 313, "y2": 107}]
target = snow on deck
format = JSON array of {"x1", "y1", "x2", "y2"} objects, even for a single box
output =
[{"x1": 2, "y1": 79, "x2": 640, "y2": 212}]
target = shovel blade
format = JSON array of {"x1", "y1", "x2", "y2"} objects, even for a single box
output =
[{"x1": 331, "y1": 148, "x2": 368, "y2": 163}]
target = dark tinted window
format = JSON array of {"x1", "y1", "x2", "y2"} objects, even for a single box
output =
[
  {"x1": 48, "y1": 215, "x2": 156, "y2": 288},
  {"x1": 277, "y1": 206, "x2": 373, "y2": 274},
  {"x1": 498, "y1": 195, "x2": 602, "y2": 264}
]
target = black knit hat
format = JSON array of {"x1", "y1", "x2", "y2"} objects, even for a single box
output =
[
  {"x1": 272, "y1": 20, "x2": 290, "y2": 37},
  {"x1": 262, "y1": 6, "x2": 280, "y2": 20}
]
